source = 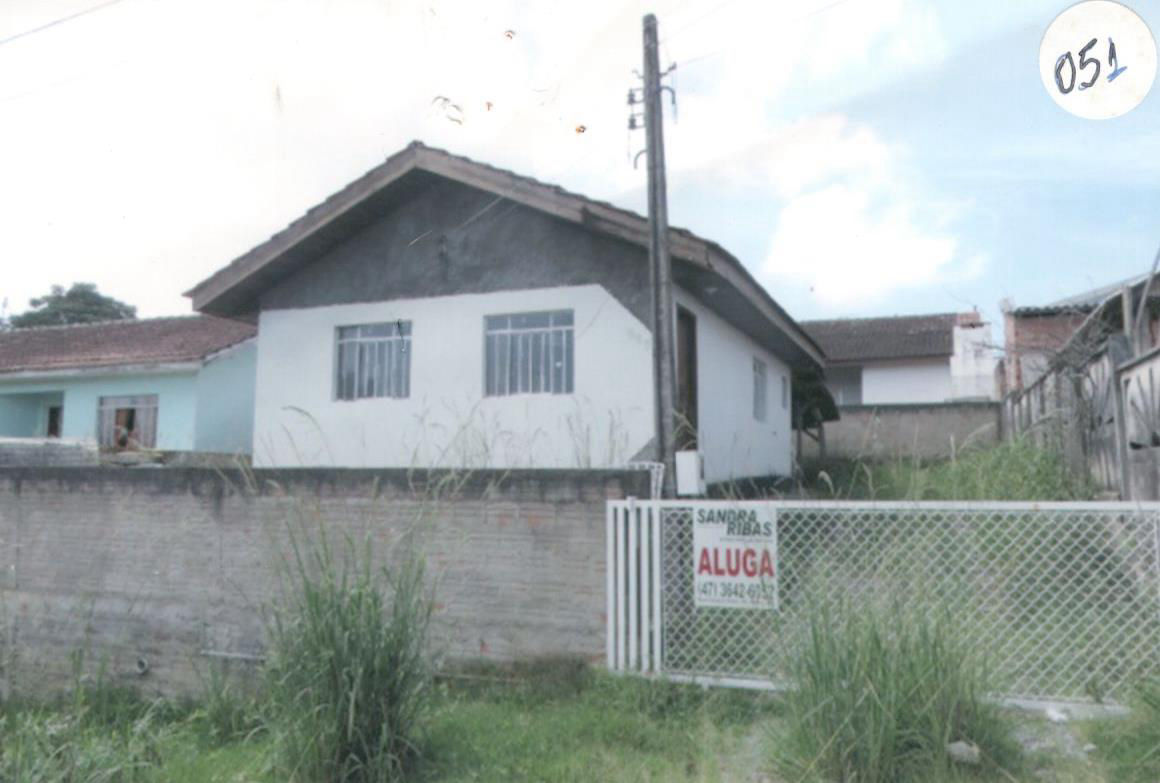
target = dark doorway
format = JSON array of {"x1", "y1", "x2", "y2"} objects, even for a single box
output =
[
  {"x1": 676, "y1": 307, "x2": 698, "y2": 450},
  {"x1": 46, "y1": 406, "x2": 62, "y2": 438}
]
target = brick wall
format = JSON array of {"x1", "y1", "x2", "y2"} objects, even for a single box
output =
[{"x1": 0, "y1": 467, "x2": 647, "y2": 697}]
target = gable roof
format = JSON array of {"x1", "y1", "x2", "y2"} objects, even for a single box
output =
[
  {"x1": 185, "y1": 141, "x2": 825, "y2": 370},
  {"x1": 801, "y1": 313, "x2": 970, "y2": 364},
  {"x1": 0, "y1": 316, "x2": 256, "y2": 376}
]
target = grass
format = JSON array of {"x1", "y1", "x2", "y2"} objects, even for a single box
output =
[
  {"x1": 2, "y1": 662, "x2": 1151, "y2": 782},
  {"x1": 1087, "y1": 677, "x2": 1160, "y2": 782},
  {"x1": 802, "y1": 439, "x2": 1094, "y2": 501},
  {"x1": 772, "y1": 600, "x2": 1022, "y2": 783},
  {"x1": 262, "y1": 518, "x2": 434, "y2": 782},
  {"x1": 0, "y1": 665, "x2": 775, "y2": 782}
]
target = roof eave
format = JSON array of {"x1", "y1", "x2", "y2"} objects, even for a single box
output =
[
  {"x1": 185, "y1": 142, "x2": 826, "y2": 369},
  {"x1": 0, "y1": 361, "x2": 202, "y2": 382}
]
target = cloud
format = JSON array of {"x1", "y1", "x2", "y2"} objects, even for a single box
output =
[{"x1": 756, "y1": 115, "x2": 979, "y2": 307}]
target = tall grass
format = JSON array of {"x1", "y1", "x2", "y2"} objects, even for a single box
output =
[
  {"x1": 263, "y1": 517, "x2": 434, "y2": 782},
  {"x1": 805, "y1": 439, "x2": 1092, "y2": 501},
  {"x1": 772, "y1": 600, "x2": 1021, "y2": 782}
]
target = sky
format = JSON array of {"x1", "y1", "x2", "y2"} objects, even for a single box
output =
[{"x1": 1, "y1": 0, "x2": 1158, "y2": 334}]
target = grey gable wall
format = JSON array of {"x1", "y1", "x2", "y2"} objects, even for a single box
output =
[{"x1": 259, "y1": 172, "x2": 653, "y2": 324}]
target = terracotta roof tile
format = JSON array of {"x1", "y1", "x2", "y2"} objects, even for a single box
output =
[{"x1": 0, "y1": 316, "x2": 255, "y2": 375}]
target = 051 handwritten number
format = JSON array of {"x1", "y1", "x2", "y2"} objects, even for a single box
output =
[{"x1": 1055, "y1": 37, "x2": 1128, "y2": 94}]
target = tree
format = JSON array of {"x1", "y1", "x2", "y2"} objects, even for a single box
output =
[{"x1": 10, "y1": 283, "x2": 137, "y2": 328}]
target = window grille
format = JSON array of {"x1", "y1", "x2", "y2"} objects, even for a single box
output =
[
  {"x1": 336, "y1": 321, "x2": 411, "y2": 400},
  {"x1": 97, "y1": 395, "x2": 158, "y2": 449},
  {"x1": 485, "y1": 310, "x2": 574, "y2": 396}
]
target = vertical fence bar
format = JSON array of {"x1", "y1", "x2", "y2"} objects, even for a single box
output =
[
  {"x1": 650, "y1": 503, "x2": 662, "y2": 674},
  {"x1": 639, "y1": 506, "x2": 651, "y2": 674},
  {"x1": 605, "y1": 501, "x2": 617, "y2": 670},
  {"x1": 628, "y1": 502, "x2": 639, "y2": 672},
  {"x1": 615, "y1": 502, "x2": 627, "y2": 672}
]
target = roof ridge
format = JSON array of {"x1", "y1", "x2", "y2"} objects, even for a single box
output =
[
  {"x1": 801, "y1": 312, "x2": 962, "y2": 325},
  {"x1": 2, "y1": 314, "x2": 203, "y2": 335}
]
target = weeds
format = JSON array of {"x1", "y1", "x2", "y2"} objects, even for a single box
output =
[
  {"x1": 1089, "y1": 677, "x2": 1160, "y2": 781},
  {"x1": 802, "y1": 439, "x2": 1092, "y2": 501},
  {"x1": 772, "y1": 600, "x2": 1022, "y2": 782},
  {"x1": 263, "y1": 518, "x2": 434, "y2": 782}
]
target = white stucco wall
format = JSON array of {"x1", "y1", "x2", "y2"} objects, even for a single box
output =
[
  {"x1": 950, "y1": 324, "x2": 998, "y2": 400},
  {"x1": 252, "y1": 284, "x2": 655, "y2": 469},
  {"x1": 861, "y1": 358, "x2": 952, "y2": 405},
  {"x1": 675, "y1": 289, "x2": 793, "y2": 483}
]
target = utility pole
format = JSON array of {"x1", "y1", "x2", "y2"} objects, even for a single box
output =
[{"x1": 642, "y1": 13, "x2": 678, "y2": 497}]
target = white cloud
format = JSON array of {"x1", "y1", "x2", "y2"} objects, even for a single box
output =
[{"x1": 755, "y1": 115, "x2": 980, "y2": 307}]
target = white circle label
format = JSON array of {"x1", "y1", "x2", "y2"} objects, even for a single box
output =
[{"x1": 1039, "y1": 1, "x2": 1157, "y2": 119}]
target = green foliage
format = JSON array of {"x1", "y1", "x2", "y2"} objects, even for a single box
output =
[
  {"x1": 1089, "y1": 677, "x2": 1160, "y2": 782},
  {"x1": 190, "y1": 661, "x2": 264, "y2": 745},
  {"x1": 10, "y1": 282, "x2": 136, "y2": 328},
  {"x1": 772, "y1": 600, "x2": 1022, "y2": 783},
  {"x1": 803, "y1": 439, "x2": 1093, "y2": 501},
  {"x1": 263, "y1": 521, "x2": 434, "y2": 782}
]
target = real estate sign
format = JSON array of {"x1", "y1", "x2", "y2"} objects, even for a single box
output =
[{"x1": 692, "y1": 506, "x2": 778, "y2": 610}]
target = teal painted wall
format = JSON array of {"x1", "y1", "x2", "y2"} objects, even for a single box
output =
[
  {"x1": 194, "y1": 340, "x2": 256, "y2": 454},
  {"x1": 0, "y1": 392, "x2": 60, "y2": 437},
  {"x1": 0, "y1": 372, "x2": 198, "y2": 449}
]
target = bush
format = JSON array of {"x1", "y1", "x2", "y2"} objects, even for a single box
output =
[
  {"x1": 264, "y1": 520, "x2": 434, "y2": 782},
  {"x1": 772, "y1": 600, "x2": 1021, "y2": 782}
]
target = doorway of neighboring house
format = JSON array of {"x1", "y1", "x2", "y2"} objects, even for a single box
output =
[
  {"x1": 46, "y1": 405, "x2": 62, "y2": 438},
  {"x1": 676, "y1": 307, "x2": 698, "y2": 450}
]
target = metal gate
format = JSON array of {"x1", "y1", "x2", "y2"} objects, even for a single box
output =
[{"x1": 607, "y1": 499, "x2": 1160, "y2": 704}]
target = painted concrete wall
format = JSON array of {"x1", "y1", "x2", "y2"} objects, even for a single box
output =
[
  {"x1": 676, "y1": 289, "x2": 793, "y2": 483},
  {"x1": 252, "y1": 284, "x2": 654, "y2": 469},
  {"x1": 950, "y1": 324, "x2": 998, "y2": 400},
  {"x1": 0, "y1": 372, "x2": 198, "y2": 450},
  {"x1": 800, "y1": 402, "x2": 1001, "y2": 460},
  {"x1": 861, "y1": 358, "x2": 952, "y2": 405},
  {"x1": 0, "y1": 468, "x2": 646, "y2": 696},
  {"x1": 0, "y1": 392, "x2": 59, "y2": 438},
  {"x1": 194, "y1": 341, "x2": 257, "y2": 454}
]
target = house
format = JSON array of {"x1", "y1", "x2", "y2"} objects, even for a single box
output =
[
  {"x1": 999, "y1": 273, "x2": 1148, "y2": 396},
  {"x1": 801, "y1": 312, "x2": 996, "y2": 406},
  {"x1": 0, "y1": 316, "x2": 256, "y2": 453},
  {"x1": 185, "y1": 141, "x2": 829, "y2": 483}
]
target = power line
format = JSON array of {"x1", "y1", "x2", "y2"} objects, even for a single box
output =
[{"x1": 0, "y1": 0, "x2": 126, "y2": 48}]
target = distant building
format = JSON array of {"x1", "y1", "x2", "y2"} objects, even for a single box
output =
[
  {"x1": 802, "y1": 312, "x2": 997, "y2": 406},
  {"x1": 999, "y1": 273, "x2": 1147, "y2": 395},
  {"x1": 0, "y1": 316, "x2": 255, "y2": 453}
]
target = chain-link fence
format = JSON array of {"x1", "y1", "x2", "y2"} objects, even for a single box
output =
[{"x1": 607, "y1": 500, "x2": 1160, "y2": 705}]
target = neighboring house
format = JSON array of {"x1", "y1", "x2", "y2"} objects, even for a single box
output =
[
  {"x1": 999, "y1": 273, "x2": 1148, "y2": 396},
  {"x1": 0, "y1": 316, "x2": 256, "y2": 453},
  {"x1": 801, "y1": 312, "x2": 996, "y2": 405},
  {"x1": 185, "y1": 141, "x2": 828, "y2": 482}
]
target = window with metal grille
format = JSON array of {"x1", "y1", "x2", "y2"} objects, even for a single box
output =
[
  {"x1": 335, "y1": 321, "x2": 411, "y2": 400},
  {"x1": 753, "y1": 358, "x2": 767, "y2": 422},
  {"x1": 97, "y1": 395, "x2": 158, "y2": 450},
  {"x1": 484, "y1": 310, "x2": 574, "y2": 396}
]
